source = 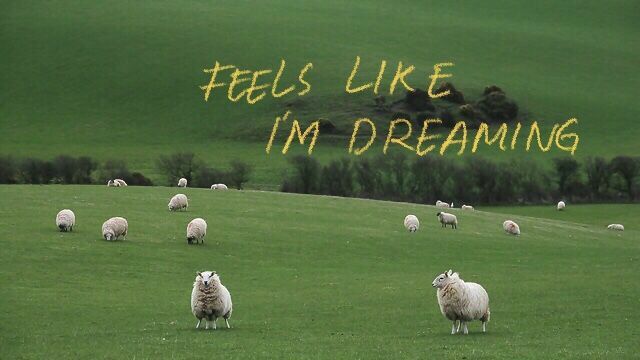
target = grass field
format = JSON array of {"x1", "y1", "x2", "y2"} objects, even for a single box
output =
[
  {"x1": 2, "y1": 1, "x2": 639, "y2": 186},
  {"x1": 1, "y1": 185, "x2": 638, "y2": 358}
]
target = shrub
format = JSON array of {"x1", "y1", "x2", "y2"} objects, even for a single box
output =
[
  {"x1": 228, "y1": 160, "x2": 253, "y2": 190},
  {"x1": 156, "y1": 152, "x2": 202, "y2": 186},
  {"x1": 585, "y1": 157, "x2": 611, "y2": 199},
  {"x1": 405, "y1": 89, "x2": 435, "y2": 112},
  {"x1": 192, "y1": 166, "x2": 228, "y2": 188},
  {"x1": 95, "y1": 159, "x2": 131, "y2": 184},
  {"x1": 320, "y1": 159, "x2": 354, "y2": 197},
  {"x1": 434, "y1": 82, "x2": 465, "y2": 104},
  {"x1": 17, "y1": 158, "x2": 55, "y2": 184},
  {"x1": 128, "y1": 172, "x2": 153, "y2": 186},
  {"x1": 609, "y1": 156, "x2": 639, "y2": 200},
  {"x1": 281, "y1": 155, "x2": 321, "y2": 194},
  {"x1": 474, "y1": 91, "x2": 518, "y2": 123}
]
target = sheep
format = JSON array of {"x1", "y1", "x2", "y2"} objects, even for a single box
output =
[
  {"x1": 102, "y1": 217, "x2": 128, "y2": 241},
  {"x1": 557, "y1": 201, "x2": 566, "y2": 211},
  {"x1": 432, "y1": 269, "x2": 490, "y2": 335},
  {"x1": 436, "y1": 200, "x2": 453, "y2": 208},
  {"x1": 187, "y1": 218, "x2": 207, "y2": 244},
  {"x1": 114, "y1": 179, "x2": 127, "y2": 187},
  {"x1": 168, "y1": 194, "x2": 189, "y2": 211},
  {"x1": 56, "y1": 209, "x2": 76, "y2": 232},
  {"x1": 437, "y1": 212, "x2": 458, "y2": 229},
  {"x1": 178, "y1": 178, "x2": 188, "y2": 187},
  {"x1": 191, "y1": 271, "x2": 233, "y2": 330},
  {"x1": 503, "y1": 220, "x2": 520, "y2": 235},
  {"x1": 403, "y1": 215, "x2": 419, "y2": 232},
  {"x1": 461, "y1": 205, "x2": 474, "y2": 210},
  {"x1": 211, "y1": 184, "x2": 229, "y2": 190},
  {"x1": 107, "y1": 180, "x2": 118, "y2": 187},
  {"x1": 607, "y1": 224, "x2": 624, "y2": 231}
]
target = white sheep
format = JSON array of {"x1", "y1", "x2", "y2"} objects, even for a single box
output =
[
  {"x1": 114, "y1": 179, "x2": 128, "y2": 187},
  {"x1": 168, "y1": 194, "x2": 189, "y2": 211},
  {"x1": 178, "y1": 178, "x2": 188, "y2": 187},
  {"x1": 503, "y1": 220, "x2": 520, "y2": 235},
  {"x1": 436, "y1": 200, "x2": 453, "y2": 208},
  {"x1": 557, "y1": 201, "x2": 566, "y2": 211},
  {"x1": 461, "y1": 205, "x2": 474, "y2": 210},
  {"x1": 211, "y1": 184, "x2": 229, "y2": 190},
  {"x1": 607, "y1": 224, "x2": 624, "y2": 231},
  {"x1": 432, "y1": 270, "x2": 490, "y2": 335},
  {"x1": 102, "y1": 217, "x2": 128, "y2": 241},
  {"x1": 191, "y1": 271, "x2": 233, "y2": 330},
  {"x1": 403, "y1": 215, "x2": 419, "y2": 232},
  {"x1": 56, "y1": 209, "x2": 76, "y2": 232},
  {"x1": 187, "y1": 218, "x2": 207, "y2": 244},
  {"x1": 437, "y1": 212, "x2": 458, "y2": 229},
  {"x1": 107, "y1": 180, "x2": 118, "y2": 187}
]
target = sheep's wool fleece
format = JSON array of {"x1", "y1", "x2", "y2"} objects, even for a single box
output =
[
  {"x1": 436, "y1": 200, "x2": 450, "y2": 208},
  {"x1": 607, "y1": 224, "x2": 624, "y2": 231},
  {"x1": 191, "y1": 273, "x2": 233, "y2": 320},
  {"x1": 187, "y1": 218, "x2": 207, "y2": 240},
  {"x1": 438, "y1": 212, "x2": 457, "y2": 225},
  {"x1": 178, "y1": 178, "x2": 187, "y2": 187},
  {"x1": 56, "y1": 209, "x2": 75, "y2": 229},
  {"x1": 404, "y1": 215, "x2": 419, "y2": 231},
  {"x1": 169, "y1": 194, "x2": 188, "y2": 210},
  {"x1": 437, "y1": 275, "x2": 490, "y2": 322},
  {"x1": 102, "y1": 217, "x2": 128, "y2": 238},
  {"x1": 503, "y1": 220, "x2": 520, "y2": 235}
]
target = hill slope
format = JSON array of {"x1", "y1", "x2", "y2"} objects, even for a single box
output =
[
  {"x1": 1, "y1": 1, "x2": 639, "y2": 186},
  {"x1": 0, "y1": 185, "x2": 638, "y2": 358}
]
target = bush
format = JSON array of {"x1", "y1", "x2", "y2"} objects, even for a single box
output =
[
  {"x1": 95, "y1": 159, "x2": 131, "y2": 184},
  {"x1": 434, "y1": 82, "x2": 465, "y2": 104},
  {"x1": 609, "y1": 156, "x2": 639, "y2": 200},
  {"x1": 228, "y1": 161, "x2": 253, "y2": 190},
  {"x1": 405, "y1": 89, "x2": 435, "y2": 112},
  {"x1": 156, "y1": 152, "x2": 202, "y2": 186},
  {"x1": 281, "y1": 156, "x2": 321, "y2": 194},
  {"x1": 0, "y1": 156, "x2": 18, "y2": 184},
  {"x1": 128, "y1": 172, "x2": 153, "y2": 186},
  {"x1": 474, "y1": 91, "x2": 518, "y2": 123},
  {"x1": 192, "y1": 166, "x2": 228, "y2": 188},
  {"x1": 585, "y1": 157, "x2": 611, "y2": 199},
  {"x1": 320, "y1": 159, "x2": 354, "y2": 197},
  {"x1": 17, "y1": 158, "x2": 55, "y2": 184}
]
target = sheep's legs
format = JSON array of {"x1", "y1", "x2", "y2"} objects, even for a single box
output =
[
  {"x1": 196, "y1": 319, "x2": 202, "y2": 329},
  {"x1": 451, "y1": 321, "x2": 457, "y2": 335},
  {"x1": 462, "y1": 322, "x2": 469, "y2": 335},
  {"x1": 205, "y1": 320, "x2": 210, "y2": 330},
  {"x1": 224, "y1": 318, "x2": 231, "y2": 329},
  {"x1": 456, "y1": 320, "x2": 461, "y2": 333},
  {"x1": 482, "y1": 321, "x2": 487, "y2": 333},
  {"x1": 212, "y1": 318, "x2": 217, "y2": 330}
]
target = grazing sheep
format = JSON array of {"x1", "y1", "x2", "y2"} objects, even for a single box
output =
[
  {"x1": 432, "y1": 269, "x2": 490, "y2": 335},
  {"x1": 461, "y1": 205, "x2": 474, "y2": 210},
  {"x1": 557, "y1": 201, "x2": 566, "y2": 211},
  {"x1": 178, "y1": 178, "x2": 188, "y2": 187},
  {"x1": 107, "y1": 180, "x2": 118, "y2": 187},
  {"x1": 403, "y1": 215, "x2": 420, "y2": 232},
  {"x1": 168, "y1": 194, "x2": 189, "y2": 211},
  {"x1": 437, "y1": 212, "x2": 458, "y2": 229},
  {"x1": 56, "y1": 209, "x2": 76, "y2": 232},
  {"x1": 191, "y1": 271, "x2": 233, "y2": 330},
  {"x1": 187, "y1": 218, "x2": 207, "y2": 244},
  {"x1": 436, "y1": 200, "x2": 452, "y2": 208},
  {"x1": 114, "y1": 179, "x2": 128, "y2": 187},
  {"x1": 503, "y1": 220, "x2": 520, "y2": 235},
  {"x1": 211, "y1": 184, "x2": 229, "y2": 190},
  {"x1": 102, "y1": 217, "x2": 128, "y2": 241},
  {"x1": 607, "y1": 224, "x2": 624, "y2": 231}
]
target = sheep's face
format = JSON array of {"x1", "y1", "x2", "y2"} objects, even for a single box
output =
[
  {"x1": 198, "y1": 271, "x2": 218, "y2": 288},
  {"x1": 168, "y1": 203, "x2": 174, "y2": 211},
  {"x1": 432, "y1": 269, "x2": 454, "y2": 288},
  {"x1": 408, "y1": 225, "x2": 417, "y2": 232},
  {"x1": 104, "y1": 231, "x2": 114, "y2": 241}
]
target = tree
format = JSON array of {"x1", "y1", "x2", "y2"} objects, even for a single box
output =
[
  {"x1": 553, "y1": 157, "x2": 581, "y2": 197},
  {"x1": 609, "y1": 156, "x2": 639, "y2": 200},
  {"x1": 156, "y1": 152, "x2": 202, "y2": 186},
  {"x1": 228, "y1": 161, "x2": 253, "y2": 190},
  {"x1": 584, "y1": 157, "x2": 610, "y2": 199},
  {"x1": 282, "y1": 155, "x2": 320, "y2": 194}
]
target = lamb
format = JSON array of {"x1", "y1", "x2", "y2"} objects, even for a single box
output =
[
  {"x1": 461, "y1": 205, "x2": 474, "y2": 210},
  {"x1": 168, "y1": 194, "x2": 189, "y2": 211},
  {"x1": 107, "y1": 180, "x2": 118, "y2": 187},
  {"x1": 102, "y1": 217, "x2": 128, "y2": 241},
  {"x1": 178, "y1": 178, "x2": 188, "y2": 187},
  {"x1": 114, "y1": 179, "x2": 128, "y2": 187},
  {"x1": 187, "y1": 218, "x2": 207, "y2": 244},
  {"x1": 557, "y1": 201, "x2": 566, "y2": 211},
  {"x1": 503, "y1": 220, "x2": 520, "y2": 235},
  {"x1": 56, "y1": 209, "x2": 76, "y2": 232},
  {"x1": 437, "y1": 212, "x2": 458, "y2": 229},
  {"x1": 607, "y1": 224, "x2": 624, "y2": 231},
  {"x1": 436, "y1": 200, "x2": 453, "y2": 208},
  {"x1": 211, "y1": 184, "x2": 229, "y2": 190},
  {"x1": 191, "y1": 271, "x2": 233, "y2": 330},
  {"x1": 403, "y1": 215, "x2": 419, "y2": 232},
  {"x1": 432, "y1": 270, "x2": 490, "y2": 335}
]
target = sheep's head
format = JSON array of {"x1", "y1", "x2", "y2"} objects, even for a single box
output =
[
  {"x1": 408, "y1": 225, "x2": 417, "y2": 232},
  {"x1": 432, "y1": 269, "x2": 457, "y2": 288},
  {"x1": 197, "y1": 271, "x2": 219, "y2": 288},
  {"x1": 104, "y1": 230, "x2": 114, "y2": 241},
  {"x1": 168, "y1": 203, "x2": 174, "y2": 211}
]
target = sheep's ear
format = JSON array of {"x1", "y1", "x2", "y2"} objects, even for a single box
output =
[
  {"x1": 212, "y1": 271, "x2": 217, "y2": 275},
  {"x1": 447, "y1": 269, "x2": 452, "y2": 276},
  {"x1": 196, "y1": 272, "x2": 201, "y2": 277}
]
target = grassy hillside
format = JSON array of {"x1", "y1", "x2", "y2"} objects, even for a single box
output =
[
  {"x1": 0, "y1": 185, "x2": 638, "y2": 358},
  {"x1": 2, "y1": 1, "x2": 639, "y2": 186}
]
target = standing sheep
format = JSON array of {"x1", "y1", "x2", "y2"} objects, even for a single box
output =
[
  {"x1": 607, "y1": 224, "x2": 624, "y2": 231},
  {"x1": 211, "y1": 184, "x2": 229, "y2": 190},
  {"x1": 187, "y1": 218, "x2": 207, "y2": 244},
  {"x1": 102, "y1": 217, "x2": 128, "y2": 241},
  {"x1": 461, "y1": 205, "x2": 474, "y2": 210},
  {"x1": 557, "y1": 201, "x2": 566, "y2": 211},
  {"x1": 178, "y1": 178, "x2": 188, "y2": 187},
  {"x1": 56, "y1": 209, "x2": 76, "y2": 232},
  {"x1": 403, "y1": 215, "x2": 419, "y2": 232},
  {"x1": 437, "y1": 212, "x2": 458, "y2": 229},
  {"x1": 114, "y1": 179, "x2": 128, "y2": 187},
  {"x1": 436, "y1": 200, "x2": 453, "y2": 208},
  {"x1": 168, "y1": 194, "x2": 189, "y2": 211},
  {"x1": 432, "y1": 269, "x2": 490, "y2": 335},
  {"x1": 503, "y1": 220, "x2": 520, "y2": 235},
  {"x1": 191, "y1": 271, "x2": 233, "y2": 330}
]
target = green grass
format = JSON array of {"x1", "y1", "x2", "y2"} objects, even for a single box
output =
[
  {"x1": 1, "y1": 185, "x2": 638, "y2": 358},
  {"x1": 1, "y1": 1, "x2": 639, "y2": 187}
]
